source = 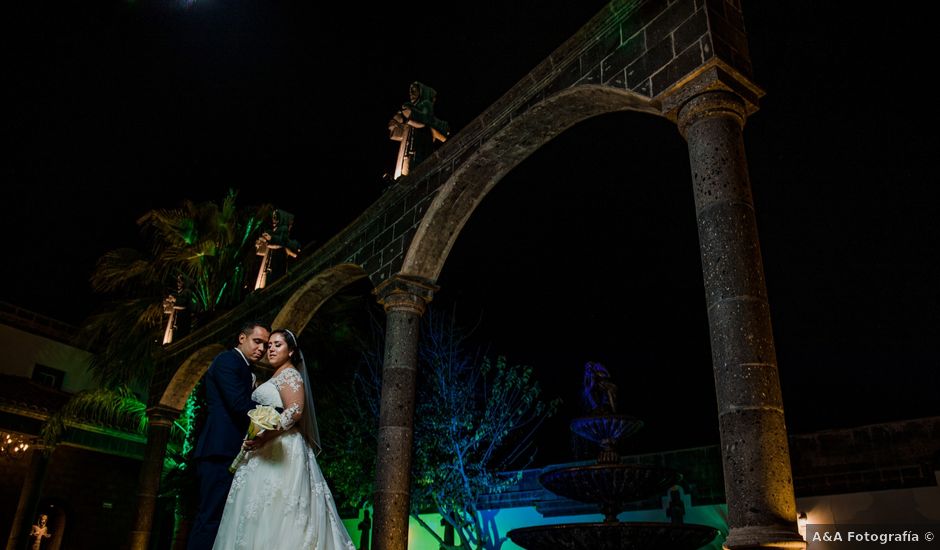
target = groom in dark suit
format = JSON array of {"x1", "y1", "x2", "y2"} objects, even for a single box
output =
[{"x1": 187, "y1": 321, "x2": 270, "y2": 550}]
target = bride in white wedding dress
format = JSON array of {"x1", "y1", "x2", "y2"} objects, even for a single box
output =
[{"x1": 213, "y1": 329, "x2": 356, "y2": 550}]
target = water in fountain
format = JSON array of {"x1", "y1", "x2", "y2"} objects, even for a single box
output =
[{"x1": 507, "y1": 363, "x2": 719, "y2": 550}]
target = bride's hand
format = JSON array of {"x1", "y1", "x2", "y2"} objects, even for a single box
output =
[{"x1": 244, "y1": 430, "x2": 273, "y2": 450}]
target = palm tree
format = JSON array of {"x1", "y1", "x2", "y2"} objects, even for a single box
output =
[
  {"x1": 81, "y1": 190, "x2": 272, "y2": 388},
  {"x1": 136, "y1": 191, "x2": 270, "y2": 313}
]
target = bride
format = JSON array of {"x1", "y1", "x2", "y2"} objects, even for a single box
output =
[{"x1": 213, "y1": 328, "x2": 356, "y2": 549}]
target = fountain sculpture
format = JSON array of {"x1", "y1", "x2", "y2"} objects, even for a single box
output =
[{"x1": 507, "y1": 362, "x2": 719, "y2": 550}]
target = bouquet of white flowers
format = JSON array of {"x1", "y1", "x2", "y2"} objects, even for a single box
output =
[{"x1": 229, "y1": 405, "x2": 281, "y2": 473}]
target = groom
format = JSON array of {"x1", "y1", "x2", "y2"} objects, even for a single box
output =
[{"x1": 187, "y1": 321, "x2": 270, "y2": 550}]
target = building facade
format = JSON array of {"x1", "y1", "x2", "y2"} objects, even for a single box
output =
[{"x1": 0, "y1": 303, "x2": 148, "y2": 550}]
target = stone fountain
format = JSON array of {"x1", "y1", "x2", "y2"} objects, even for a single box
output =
[{"x1": 507, "y1": 362, "x2": 719, "y2": 550}]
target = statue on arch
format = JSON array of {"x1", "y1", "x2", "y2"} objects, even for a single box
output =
[
  {"x1": 254, "y1": 209, "x2": 300, "y2": 290},
  {"x1": 161, "y1": 275, "x2": 186, "y2": 345},
  {"x1": 388, "y1": 81, "x2": 450, "y2": 179}
]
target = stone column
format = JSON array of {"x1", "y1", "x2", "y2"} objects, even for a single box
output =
[
  {"x1": 5, "y1": 444, "x2": 49, "y2": 550},
  {"x1": 128, "y1": 405, "x2": 178, "y2": 550},
  {"x1": 662, "y1": 65, "x2": 804, "y2": 550},
  {"x1": 47, "y1": 510, "x2": 65, "y2": 550},
  {"x1": 371, "y1": 274, "x2": 437, "y2": 550}
]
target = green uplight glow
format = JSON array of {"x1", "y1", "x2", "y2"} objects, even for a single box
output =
[
  {"x1": 180, "y1": 219, "x2": 196, "y2": 245},
  {"x1": 215, "y1": 282, "x2": 228, "y2": 307},
  {"x1": 241, "y1": 217, "x2": 261, "y2": 247},
  {"x1": 176, "y1": 385, "x2": 200, "y2": 456}
]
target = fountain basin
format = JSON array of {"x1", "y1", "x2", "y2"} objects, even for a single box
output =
[
  {"x1": 508, "y1": 521, "x2": 719, "y2": 550},
  {"x1": 570, "y1": 414, "x2": 644, "y2": 446},
  {"x1": 539, "y1": 464, "x2": 680, "y2": 520}
]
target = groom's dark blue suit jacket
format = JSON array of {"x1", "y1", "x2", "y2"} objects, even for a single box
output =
[{"x1": 193, "y1": 349, "x2": 255, "y2": 459}]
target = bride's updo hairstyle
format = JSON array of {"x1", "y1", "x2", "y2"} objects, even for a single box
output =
[
  {"x1": 272, "y1": 328, "x2": 300, "y2": 364},
  {"x1": 270, "y1": 328, "x2": 322, "y2": 454}
]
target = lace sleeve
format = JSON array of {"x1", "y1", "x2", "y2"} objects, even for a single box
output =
[{"x1": 273, "y1": 368, "x2": 305, "y2": 430}]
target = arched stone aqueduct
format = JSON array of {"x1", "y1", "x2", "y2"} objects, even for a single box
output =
[{"x1": 131, "y1": 1, "x2": 806, "y2": 549}]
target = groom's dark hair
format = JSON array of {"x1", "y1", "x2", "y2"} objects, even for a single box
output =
[{"x1": 237, "y1": 320, "x2": 271, "y2": 340}]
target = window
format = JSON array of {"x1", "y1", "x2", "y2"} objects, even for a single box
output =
[{"x1": 32, "y1": 365, "x2": 65, "y2": 390}]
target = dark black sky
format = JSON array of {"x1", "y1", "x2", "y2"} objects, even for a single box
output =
[{"x1": 4, "y1": 1, "x2": 939, "y2": 464}]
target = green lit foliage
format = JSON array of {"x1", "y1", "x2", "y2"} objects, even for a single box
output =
[
  {"x1": 175, "y1": 381, "x2": 203, "y2": 457},
  {"x1": 323, "y1": 309, "x2": 559, "y2": 550},
  {"x1": 40, "y1": 385, "x2": 189, "y2": 450},
  {"x1": 160, "y1": 383, "x2": 205, "y2": 529},
  {"x1": 81, "y1": 296, "x2": 165, "y2": 388},
  {"x1": 41, "y1": 386, "x2": 147, "y2": 448},
  {"x1": 312, "y1": 295, "x2": 384, "y2": 510},
  {"x1": 136, "y1": 191, "x2": 269, "y2": 312},
  {"x1": 318, "y1": 387, "x2": 377, "y2": 510},
  {"x1": 81, "y1": 190, "x2": 271, "y2": 387}
]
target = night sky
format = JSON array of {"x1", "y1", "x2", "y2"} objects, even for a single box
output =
[{"x1": 4, "y1": 1, "x2": 938, "y2": 465}]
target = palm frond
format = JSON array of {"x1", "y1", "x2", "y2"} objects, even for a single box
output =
[
  {"x1": 80, "y1": 298, "x2": 164, "y2": 387},
  {"x1": 138, "y1": 208, "x2": 191, "y2": 250},
  {"x1": 42, "y1": 386, "x2": 147, "y2": 447},
  {"x1": 90, "y1": 248, "x2": 161, "y2": 294}
]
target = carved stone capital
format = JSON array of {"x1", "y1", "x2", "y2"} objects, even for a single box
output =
[
  {"x1": 146, "y1": 405, "x2": 180, "y2": 427},
  {"x1": 677, "y1": 90, "x2": 749, "y2": 138},
  {"x1": 374, "y1": 274, "x2": 438, "y2": 316},
  {"x1": 655, "y1": 58, "x2": 765, "y2": 136}
]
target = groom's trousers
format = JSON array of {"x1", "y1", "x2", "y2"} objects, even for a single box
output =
[{"x1": 187, "y1": 457, "x2": 234, "y2": 550}]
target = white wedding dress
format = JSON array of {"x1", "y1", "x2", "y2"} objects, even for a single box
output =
[{"x1": 213, "y1": 368, "x2": 356, "y2": 550}]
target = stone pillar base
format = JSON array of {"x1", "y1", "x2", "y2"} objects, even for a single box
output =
[
  {"x1": 724, "y1": 526, "x2": 806, "y2": 549},
  {"x1": 128, "y1": 531, "x2": 149, "y2": 549}
]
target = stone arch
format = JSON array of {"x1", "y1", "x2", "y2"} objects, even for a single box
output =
[
  {"x1": 158, "y1": 344, "x2": 225, "y2": 411},
  {"x1": 271, "y1": 263, "x2": 371, "y2": 333},
  {"x1": 403, "y1": 84, "x2": 663, "y2": 280}
]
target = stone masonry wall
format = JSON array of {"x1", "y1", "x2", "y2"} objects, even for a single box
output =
[{"x1": 789, "y1": 416, "x2": 940, "y2": 496}]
